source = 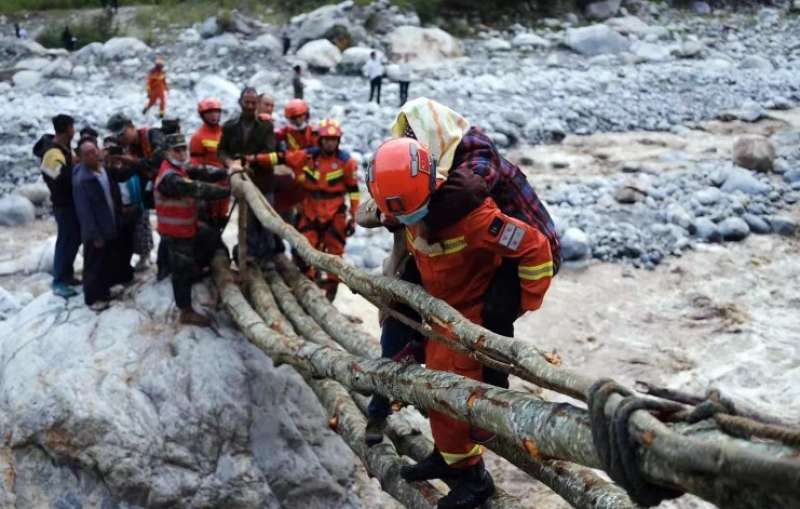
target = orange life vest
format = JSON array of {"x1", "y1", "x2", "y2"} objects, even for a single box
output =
[{"x1": 155, "y1": 160, "x2": 197, "y2": 238}]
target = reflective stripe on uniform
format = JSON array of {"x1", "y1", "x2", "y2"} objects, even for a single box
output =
[
  {"x1": 325, "y1": 169, "x2": 344, "y2": 181},
  {"x1": 157, "y1": 215, "x2": 197, "y2": 225},
  {"x1": 303, "y1": 166, "x2": 319, "y2": 181},
  {"x1": 348, "y1": 192, "x2": 361, "y2": 201},
  {"x1": 518, "y1": 261, "x2": 554, "y2": 281},
  {"x1": 201, "y1": 139, "x2": 219, "y2": 149},
  {"x1": 440, "y1": 444, "x2": 482, "y2": 465},
  {"x1": 406, "y1": 231, "x2": 467, "y2": 257}
]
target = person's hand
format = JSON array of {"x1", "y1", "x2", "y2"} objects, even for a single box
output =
[
  {"x1": 93, "y1": 239, "x2": 105, "y2": 248},
  {"x1": 243, "y1": 154, "x2": 257, "y2": 165}
]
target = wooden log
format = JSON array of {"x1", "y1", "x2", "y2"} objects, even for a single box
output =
[{"x1": 213, "y1": 251, "x2": 800, "y2": 509}]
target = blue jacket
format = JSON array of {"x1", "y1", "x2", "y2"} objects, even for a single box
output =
[{"x1": 72, "y1": 164, "x2": 121, "y2": 243}]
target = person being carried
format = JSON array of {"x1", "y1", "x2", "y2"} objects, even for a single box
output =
[
  {"x1": 142, "y1": 57, "x2": 168, "y2": 118},
  {"x1": 284, "y1": 119, "x2": 359, "y2": 301},
  {"x1": 190, "y1": 97, "x2": 229, "y2": 231},
  {"x1": 155, "y1": 133, "x2": 229, "y2": 327},
  {"x1": 367, "y1": 137, "x2": 554, "y2": 509}
]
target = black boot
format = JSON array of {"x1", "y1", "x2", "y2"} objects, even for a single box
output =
[
  {"x1": 364, "y1": 415, "x2": 386, "y2": 447},
  {"x1": 437, "y1": 459, "x2": 495, "y2": 509},
  {"x1": 401, "y1": 449, "x2": 457, "y2": 482}
]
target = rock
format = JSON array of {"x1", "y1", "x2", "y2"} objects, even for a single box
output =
[
  {"x1": 337, "y1": 46, "x2": 383, "y2": 75},
  {"x1": 739, "y1": 55, "x2": 773, "y2": 71},
  {"x1": 606, "y1": 16, "x2": 651, "y2": 37},
  {"x1": 43, "y1": 80, "x2": 75, "y2": 97},
  {"x1": 12, "y1": 70, "x2": 42, "y2": 89},
  {"x1": 792, "y1": 0, "x2": 800, "y2": 12},
  {"x1": 667, "y1": 203, "x2": 694, "y2": 230},
  {"x1": 631, "y1": 42, "x2": 672, "y2": 63},
  {"x1": 388, "y1": 26, "x2": 463, "y2": 67},
  {"x1": 199, "y1": 16, "x2": 220, "y2": 38},
  {"x1": 248, "y1": 33, "x2": 282, "y2": 54},
  {"x1": 292, "y1": 2, "x2": 352, "y2": 47},
  {"x1": 362, "y1": 246, "x2": 387, "y2": 269},
  {"x1": 564, "y1": 24, "x2": 630, "y2": 57},
  {"x1": 179, "y1": 27, "x2": 202, "y2": 43},
  {"x1": 733, "y1": 135, "x2": 776, "y2": 172},
  {"x1": 194, "y1": 75, "x2": 241, "y2": 104},
  {"x1": 561, "y1": 227, "x2": 590, "y2": 261},
  {"x1": 0, "y1": 284, "x2": 359, "y2": 509},
  {"x1": 72, "y1": 41, "x2": 104, "y2": 63},
  {"x1": 720, "y1": 167, "x2": 771, "y2": 195},
  {"x1": 0, "y1": 194, "x2": 35, "y2": 226},
  {"x1": 101, "y1": 37, "x2": 150, "y2": 60},
  {"x1": 41, "y1": 58, "x2": 72, "y2": 78},
  {"x1": 719, "y1": 217, "x2": 750, "y2": 241},
  {"x1": 614, "y1": 185, "x2": 646, "y2": 204},
  {"x1": 205, "y1": 33, "x2": 240, "y2": 48},
  {"x1": 17, "y1": 182, "x2": 50, "y2": 206},
  {"x1": 247, "y1": 69, "x2": 281, "y2": 89},
  {"x1": 783, "y1": 168, "x2": 800, "y2": 185},
  {"x1": 523, "y1": 117, "x2": 567, "y2": 144},
  {"x1": 769, "y1": 216, "x2": 797, "y2": 236},
  {"x1": 692, "y1": 217, "x2": 721, "y2": 242},
  {"x1": 14, "y1": 57, "x2": 50, "y2": 71},
  {"x1": 690, "y1": 1, "x2": 711, "y2": 15},
  {"x1": 674, "y1": 39, "x2": 705, "y2": 58},
  {"x1": 0, "y1": 286, "x2": 21, "y2": 320},
  {"x1": 296, "y1": 39, "x2": 342, "y2": 72},
  {"x1": 743, "y1": 213, "x2": 771, "y2": 234},
  {"x1": 585, "y1": 0, "x2": 622, "y2": 20},
  {"x1": 511, "y1": 33, "x2": 550, "y2": 50},
  {"x1": 484, "y1": 37, "x2": 511, "y2": 52},
  {"x1": 694, "y1": 187, "x2": 722, "y2": 206}
]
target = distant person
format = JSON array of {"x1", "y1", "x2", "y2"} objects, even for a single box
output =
[
  {"x1": 19, "y1": 26, "x2": 28, "y2": 39},
  {"x1": 282, "y1": 29, "x2": 291, "y2": 56},
  {"x1": 142, "y1": 57, "x2": 168, "y2": 118},
  {"x1": 364, "y1": 51, "x2": 384, "y2": 105},
  {"x1": 32, "y1": 114, "x2": 80, "y2": 298},
  {"x1": 292, "y1": 65, "x2": 304, "y2": 99},
  {"x1": 14, "y1": 22, "x2": 20, "y2": 39},
  {"x1": 62, "y1": 26, "x2": 75, "y2": 51},
  {"x1": 397, "y1": 53, "x2": 413, "y2": 106},
  {"x1": 257, "y1": 93, "x2": 275, "y2": 121}
]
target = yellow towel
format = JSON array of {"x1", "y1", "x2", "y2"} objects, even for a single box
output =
[{"x1": 389, "y1": 97, "x2": 471, "y2": 176}]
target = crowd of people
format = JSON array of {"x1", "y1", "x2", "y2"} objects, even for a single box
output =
[{"x1": 32, "y1": 55, "x2": 563, "y2": 508}]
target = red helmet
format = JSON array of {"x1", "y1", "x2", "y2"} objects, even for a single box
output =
[
  {"x1": 284, "y1": 99, "x2": 309, "y2": 119},
  {"x1": 318, "y1": 118, "x2": 342, "y2": 139},
  {"x1": 367, "y1": 138, "x2": 438, "y2": 225},
  {"x1": 197, "y1": 97, "x2": 222, "y2": 115}
]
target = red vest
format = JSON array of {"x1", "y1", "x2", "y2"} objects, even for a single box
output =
[{"x1": 155, "y1": 160, "x2": 197, "y2": 238}]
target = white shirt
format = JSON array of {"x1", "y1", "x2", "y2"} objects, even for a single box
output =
[
  {"x1": 363, "y1": 58, "x2": 383, "y2": 80},
  {"x1": 396, "y1": 62, "x2": 412, "y2": 82}
]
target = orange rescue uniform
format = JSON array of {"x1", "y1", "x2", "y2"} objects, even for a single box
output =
[
  {"x1": 190, "y1": 123, "x2": 229, "y2": 224},
  {"x1": 275, "y1": 125, "x2": 318, "y2": 213},
  {"x1": 144, "y1": 68, "x2": 168, "y2": 117},
  {"x1": 405, "y1": 197, "x2": 553, "y2": 468}
]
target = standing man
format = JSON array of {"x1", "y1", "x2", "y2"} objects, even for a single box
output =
[
  {"x1": 292, "y1": 65, "x2": 304, "y2": 100},
  {"x1": 155, "y1": 133, "x2": 229, "y2": 326},
  {"x1": 32, "y1": 114, "x2": 80, "y2": 298},
  {"x1": 276, "y1": 99, "x2": 317, "y2": 152},
  {"x1": 62, "y1": 26, "x2": 75, "y2": 51},
  {"x1": 282, "y1": 29, "x2": 291, "y2": 56},
  {"x1": 396, "y1": 53, "x2": 412, "y2": 106},
  {"x1": 364, "y1": 51, "x2": 384, "y2": 105},
  {"x1": 367, "y1": 137, "x2": 554, "y2": 509},
  {"x1": 190, "y1": 97, "x2": 229, "y2": 230},
  {"x1": 284, "y1": 119, "x2": 359, "y2": 300},
  {"x1": 218, "y1": 87, "x2": 283, "y2": 263},
  {"x1": 143, "y1": 57, "x2": 168, "y2": 119},
  {"x1": 14, "y1": 22, "x2": 21, "y2": 39},
  {"x1": 72, "y1": 139, "x2": 124, "y2": 311}
]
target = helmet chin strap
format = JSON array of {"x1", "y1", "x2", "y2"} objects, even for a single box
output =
[{"x1": 168, "y1": 157, "x2": 185, "y2": 168}]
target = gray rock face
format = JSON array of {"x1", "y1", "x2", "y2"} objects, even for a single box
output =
[
  {"x1": 388, "y1": 26, "x2": 463, "y2": 67},
  {"x1": 0, "y1": 194, "x2": 35, "y2": 226},
  {"x1": 564, "y1": 24, "x2": 630, "y2": 56},
  {"x1": 561, "y1": 227, "x2": 591, "y2": 260},
  {"x1": 248, "y1": 33, "x2": 282, "y2": 54},
  {"x1": 296, "y1": 39, "x2": 342, "y2": 72},
  {"x1": 719, "y1": 217, "x2": 750, "y2": 241},
  {"x1": 194, "y1": 75, "x2": 241, "y2": 104},
  {"x1": 585, "y1": 0, "x2": 622, "y2": 20},
  {"x1": 769, "y1": 216, "x2": 797, "y2": 236},
  {"x1": 337, "y1": 47, "x2": 382, "y2": 75},
  {"x1": 199, "y1": 16, "x2": 220, "y2": 38},
  {"x1": 733, "y1": 135, "x2": 776, "y2": 172},
  {"x1": 0, "y1": 282, "x2": 359, "y2": 508},
  {"x1": 692, "y1": 217, "x2": 721, "y2": 242},
  {"x1": 690, "y1": 1, "x2": 711, "y2": 15},
  {"x1": 783, "y1": 168, "x2": 800, "y2": 185},
  {"x1": 511, "y1": 32, "x2": 550, "y2": 50},
  {"x1": 16, "y1": 182, "x2": 49, "y2": 206},
  {"x1": 720, "y1": 167, "x2": 771, "y2": 195},
  {"x1": 101, "y1": 37, "x2": 150, "y2": 61},
  {"x1": 12, "y1": 70, "x2": 42, "y2": 89},
  {"x1": 292, "y1": 2, "x2": 352, "y2": 47},
  {"x1": 0, "y1": 286, "x2": 21, "y2": 320},
  {"x1": 739, "y1": 55, "x2": 773, "y2": 71},
  {"x1": 743, "y1": 213, "x2": 771, "y2": 234}
]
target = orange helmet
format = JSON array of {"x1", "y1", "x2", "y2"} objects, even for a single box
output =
[
  {"x1": 197, "y1": 97, "x2": 222, "y2": 115},
  {"x1": 318, "y1": 118, "x2": 342, "y2": 138},
  {"x1": 284, "y1": 99, "x2": 309, "y2": 119},
  {"x1": 367, "y1": 138, "x2": 438, "y2": 225}
]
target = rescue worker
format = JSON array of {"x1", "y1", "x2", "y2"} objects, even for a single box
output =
[
  {"x1": 190, "y1": 97, "x2": 229, "y2": 230},
  {"x1": 367, "y1": 137, "x2": 554, "y2": 509},
  {"x1": 155, "y1": 133, "x2": 229, "y2": 327},
  {"x1": 276, "y1": 99, "x2": 317, "y2": 152},
  {"x1": 284, "y1": 119, "x2": 359, "y2": 301},
  {"x1": 142, "y1": 57, "x2": 168, "y2": 118},
  {"x1": 218, "y1": 87, "x2": 283, "y2": 263}
]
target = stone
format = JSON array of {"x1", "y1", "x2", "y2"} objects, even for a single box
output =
[
  {"x1": 511, "y1": 33, "x2": 550, "y2": 50},
  {"x1": 179, "y1": 27, "x2": 202, "y2": 43},
  {"x1": 692, "y1": 217, "x2": 720, "y2": 242},
  {"x1": 12, "y1": 70, "x2": 42, "y2": 89},
  {"x1": 783, "y1": 168, "x2": 800, "y2": 185},
  {"x1": 41, "y1": 58, "x2": 72, "y2": 78},
  {"x1": 194, "y1": 75, "x2": 241, "y2": 105},
  {"x1": 101, "y1": 37, "x2": 150, "y2": 61},
  {"x1": 523, "y1": 117, "x2": 567, "y2": 144},
  {"x1": 769, "y1": 216, "x2": 797, "y2": 236},
  {"x1": 743, "y1": 213, "x2": 771, "y2": 234},
  {"x1": 606, "y1": 16, "x2": 651, "y2": 37},
  {"x1": 337, "y1": 47, "x2": 384, "y2": 75},
  {"x1": 17, "y1": 182, "x2": 50, "y2": 206},
  {"x1": 561, "y1": 227, "x2": 591, "y2": 261},
  {"x1": 733, "y1": 135, "x2": 776, "y2": 172},
  {"x1": 0, "y1": 194, "x2": 35, "y2": 226},
  {"x1": 247, "y1": 69, "x2": 282, "y2": 89},
  {"x1": 72, "y1": 41, "x2": 104, "y2": 62},
  {"x1": 199, "y1": 16, "x2": 220, "y2": 38},
  {"x1": 690, "y1": 1, "x2": 711, "y2": 15},
  {"x1": 564, "y1": 24, "x2": 631, "y2": 57},
  {"x1": 614, "y1": 185, "x2": 646, "y2": 204},
  {"x1": 719, "y1": 217, "x2": 750, "y2": 241},
  {"x1": 248, "y1": 33, "x2": 282, "y2": 54},
  {"x1": 792, "y1": 0, "x2": 800, "y2": 12},
  {"x1": 666, "y1": 203, "x2": 693, "y2": 230},
  {"x1": 694, "y1": 187, "x2": 722, "y2": 206},
  {"x1": 296, "y1": 39, "x2": 342, "y2": 72},
  {"x1": 388, "y1": 26, "x2": 463, "y2": 67},
  {"x1": 484, "y1": 37, "x2": 512, "y2": 52},
  {"x1": 674, "y1": 39, "x2": 705, "y2": 58},
  {"x1": 14, "y1": 57, "x2": 50, "y2": 71},
  {"x1": 739, "y1": 55, "x2": 773, "y2": 71},
  {"x1": 43, "y1": 80, "x2": 75, "y2": 97},
  {"x1": 585, "y1": 0, "x2": 622, "y2": 20},
  {"x1": 0, "y1": 286, "x2": 21, "y2": 320},
  {"x1": 205, "y1": 33, "x2": 240, "y2": 48},
  {"x1": 292, "y1": 3, "x2": 352, "y2": 47},
  {"x1": 631, "y1": 42, "x2": 672, "y2": 63}
]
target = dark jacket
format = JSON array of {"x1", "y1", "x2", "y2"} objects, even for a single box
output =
[
  {"x1": 218, "y1": 114, "x2": 277, "y2": 194},
  {"x1": 73, "y1": 164, "x2": 122, "y2": 243},
  {"x1": 33, "y1": 135, "x2": 74, "y2": 207}
]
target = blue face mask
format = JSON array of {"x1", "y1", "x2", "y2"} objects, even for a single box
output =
[{"x1": 396, "y1": 203, "x2": 429, "y2": 225}]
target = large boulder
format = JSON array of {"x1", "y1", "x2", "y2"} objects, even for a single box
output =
[
  {"x1": 511, "y1": 32, "x2": 551, "y2": 50},
  {"x1": 101, "y1": 37, "x2": 150, "y2": 61},
  {"x1": 194, "y1": 75, "x2": 241, "y2": 104},
  {"x1": 0, "y1": 286, "x2": 21, "y2": 321},
  {"x1": 205, "y1": 33, "x2": 241, "y2": 48},
  {"x1": 719, "y1": 217, "x2": 750, "y2": 241},
  {"x1": 72, "y1": 41, "x2": 104, "y2": 63},
  {"x1": 337, "y1": 46, "x2": 383, "y2": 75},
  {"x1": 292, "y1": 2, "x2": 353, "y2": 47},
  {"x1": 41, "y1": 58, "x2": 73, "y2": 78},
  {"x1": 388, "y1": 26, "x2": 463, "y2": 67},
  {"x1": 719, "y1": 166, "x2": 771, "y2": 195},
  {"x1": 484, "y1": 37, "x2": 512, "y2": 52},
  {"x1": 585, "y1": 0, "x2": 622, "y2": 20},
  {"x1": 248, "y1": 33, "x2": 282, "y2": 54},
  {"x1": 199, "y1": 16, "x2": 220, "y2": 38},
  {"x1": 0, "y1": 283, "x2": 359, "y2": 508},
  {"x1": 561, "y1": 227, "x2": 591, "y2": 261},
  {"x1": 0, "y1": 194, "x2": 35, "y2": 227},
  {"x1": 631, "y1": 42, "x2": 671, "y2": 63},
  {"x1": 606, "y1": 16, "x2": 667, "y2": 39},
  {"x1": 12, "y1": 70, "x2": 42, "y2": 89},
  {"x1": 733, "y1": 135, "x2": 776, "y2": 172},
  {"x1": 17, "y1": 182, "x2": 50, "y2": 206},
  {"x1": 13, "y1": 57, "x2": 50, "y2": 71},
  {"x1": 564, "y1": 24, "x2": 630, "y2": 56},
  {"x1": 296, "y1": 39, "x2": 342, "y2": 72}
]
